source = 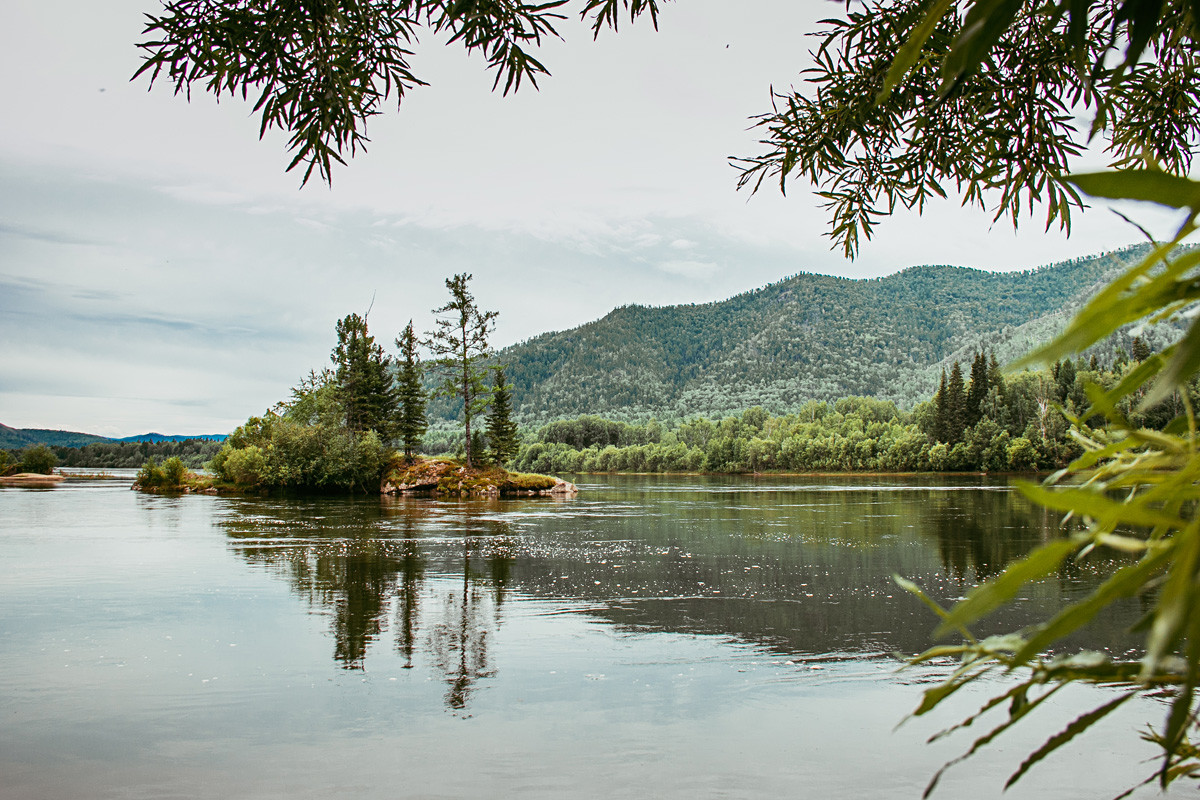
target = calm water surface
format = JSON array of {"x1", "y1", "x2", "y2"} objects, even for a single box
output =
[{"x1": 0, "y1": 474, "x2": 1184, "y2": 799}]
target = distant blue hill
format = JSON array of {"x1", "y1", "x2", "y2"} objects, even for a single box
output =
[
  {"x1": 1, "y1": 423, "x2": 227, "y2": 449},
  {"x1": 113, "y1": 433, "x2": 228, "y2": 444}
]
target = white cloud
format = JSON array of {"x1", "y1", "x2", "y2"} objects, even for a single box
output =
[{"x1": 657, "y1": 259, "x2": 720, "y2": 280}]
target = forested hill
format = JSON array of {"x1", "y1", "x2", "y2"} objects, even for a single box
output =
[{"x1": 493, "y1": 243, "x2": 1167, "y2": 422}]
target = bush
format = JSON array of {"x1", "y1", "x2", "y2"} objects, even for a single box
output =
[
  {"x1": 19, "y1": 444, "x2": 57, "y2": 475},
  {"x1": 137, "y1": 457, "x2": 165, "y2": 487},
  {"x1": 163, "y1": 456, "x2": 187, "y2": 487},
  {"x1": 223, "y1": 445, "x2": 268, "y2": 486}
]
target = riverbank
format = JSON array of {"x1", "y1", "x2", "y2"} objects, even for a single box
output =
[{"x1": 132, "y1": 456, "x2": 576, "y2": 498}]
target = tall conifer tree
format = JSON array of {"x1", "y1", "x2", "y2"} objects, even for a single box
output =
[
  {"x1": 395, "y1": 320, "x2": 427, "y2": 461},
  {"x1": 332, "y1": 313, "x2": 397, "y2": 439},
  {"x1": 987, "y1": 350, "x2": 1004, "y2": 394},
  {"x1": 966, "y1": 351, "x2": 989, "y2": 428},
  {"x1": 934, "y1": 369, "x2": 949, "y2": 443},
  {"x1": 486, "y1": 367, "x2": 520, "y2": 468},
  {"x1": 426, "y1": 274, "x2": 497, "y2": 468},
  {"x1": 945, "y1": 362, "x2": 967, "y2": 443}
]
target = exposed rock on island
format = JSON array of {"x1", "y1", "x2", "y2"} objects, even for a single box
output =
[{"x1": 382, "y1": 458, "x2": 577, "y2": 498}]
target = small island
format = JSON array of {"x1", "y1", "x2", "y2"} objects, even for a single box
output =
[
  {"x1": 134, "y1": 454, "x2": 574, "y2": 498},
  {"x1": 0, "y1": 472, "x2": 66, "y2": 488},
  {"x1": 382, "y1": 458, "x2": 576, "y2": 498},
  {"x1": 137, "y1": 279, "x2": 575, "y2": 499}
]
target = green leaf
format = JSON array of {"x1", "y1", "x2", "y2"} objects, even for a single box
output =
[
  {"x1": 877, "y1": 0, "x2": 955, "y2": 102},
  {"x1": 1013, "y1": 245, "x2": 1200, "y2": 369},
  {"x1": 1018, "y1": 483, "x2": 1184, "y2": 530},
  {"x1": 1012, "y1": 546, "x2": 1173, "y2": 666},
  {"x1": 935, "y1": 538, "x2": 1080, "y2": 636},
  {"x1": 1066, "y1": 170, "x2": 1200, "y2": 209},
  {"x1": 940, "y1": 0, "x2": 1024, "y2": 90},
  {"x1": 1005, "y1": 694, "x2": 1134, "y2": 789},
  {"x1": 1147, "y1": 319, "x2": 1200, "y2": 407}
]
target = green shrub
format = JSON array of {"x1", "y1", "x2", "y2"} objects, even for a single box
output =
[
  {"x1": 19, "y1": 444, "x2": 57, "y2": 475},
  {"x1": 223, "y1": 445, "x2": 267, "y2": 486},
  {"x1": 163, "y1": 456, "x2": 187, "y2": 487},
  {"x1": 137, "y1": 457, "x2": 165, "y2": 487}
]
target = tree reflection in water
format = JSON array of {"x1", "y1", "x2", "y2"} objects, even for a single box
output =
[
  {"x1": 223, "y1": 498, "x2": 515, "y2": 711},
  {"x1": 219, "y1": 479, "x2": 1146, "y2": 708}
]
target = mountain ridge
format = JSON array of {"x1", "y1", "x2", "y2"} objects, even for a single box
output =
[
  {"x1": 486, "y1": 242, "x2": 1174, "y2": 423},
  {"x1": 0, "y1": 424, "x2": 227, "y2": 450}
]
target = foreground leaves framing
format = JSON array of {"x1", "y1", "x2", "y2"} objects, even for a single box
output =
[{"x1": 899, "y1": 171, "x2": 1200, "y2": 796}]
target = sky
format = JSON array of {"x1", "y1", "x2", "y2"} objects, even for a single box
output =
[{"x1": 0, "y1": 0, "x2": 1187, "y2": 437}]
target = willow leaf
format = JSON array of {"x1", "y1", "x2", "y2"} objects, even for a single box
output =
[
  {"x1": 935, "y1": 539, "x2": 1080, "y2": 636},
  {"x1": 1012, "y1": 546, "x2": 1173, "y2": 666},
  {"x1": 1005, "y1": 694, "x2": 1134, "y2": 789},
  {"x1": 1147, "y1": 320, "x2": 1200, "y2": 407},
  {"x1": 1066, "y1": 170, "x2": 1200, "y2": 208},
  {"x1": 879, "y1": 0, "x2": 955, "y2": 102},
  {"x1": 1013, "y1": 242, "x2": 1199, "y2": 368},
  {"x1": 1145, "y1": 523, "x2": 1200, "y2": 679},
  {"x1": 1018, "y1": 483, "x2": 1183, "y2": 530},
  {"x1": 924, "y1": 682, "x2": 1067, "y2": 798},
  {"x1": 926, "y1": 682, "x2": 1029, "y2": 744}
]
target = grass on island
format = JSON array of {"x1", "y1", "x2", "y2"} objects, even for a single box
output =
[
  {"x1": 383, "y1": 456, "x2": 561, "y2": 497},
  {"x1": 132, "y1": 453, "x2": 566, "y2": 497}
]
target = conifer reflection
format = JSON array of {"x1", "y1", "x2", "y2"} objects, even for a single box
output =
[{"x1": 223, "y1": 502, "x2": 512, "y2": 710}]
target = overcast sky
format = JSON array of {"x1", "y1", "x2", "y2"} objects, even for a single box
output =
[{"x1": 0, "y1": 0, "x2": 1187, "y2": 437}]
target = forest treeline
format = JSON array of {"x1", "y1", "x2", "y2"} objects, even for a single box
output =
[
  {"x1": 511, "y1": 340, "x2": 1187, "y2": 475},
  {"x1": 2, "y1": 438, "x2": 222, "y2": 473}
]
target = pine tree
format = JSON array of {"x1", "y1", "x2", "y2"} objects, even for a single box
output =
[
  {"x1": 1131, "y1": 336, "x2": 1152, "y2": 362},
  {"x1": 934, "y1": 369, "x2": 949, "y2": 443},
  {"x1": 1056, "y1": 358, "x2": 1076, "y2": 404},
  {"x1": 395, "y1": 320, "x2": 427, "y2": 461},
  {"x1": 486, "y1": 367, "x2": 520, "y2": 468},
  {"x1": 332, "y1": 313, "x2": 397, "y2": 439},
  {"x1": 966, "y1": 351, "x2": 988, "y2": 427},
  {"x1": 987, "y1": 349, "x2": 1005, "y2": 394},
  {"x1": 945, "y1": 362, "x2": 967, "y2": 443},
  {"x1": 426, "y1": 274, "x2": 497, "y2": 468}
]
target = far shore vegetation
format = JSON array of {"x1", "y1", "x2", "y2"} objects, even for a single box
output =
[{"x1": 7, "y1": 331, "x2": 1181, "y2": 488}]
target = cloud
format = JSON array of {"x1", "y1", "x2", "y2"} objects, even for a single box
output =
[
  {"x1": 0, "y1": 221, "x2": 107, "y2": 247},
  {"x1": 656, "y1": 259, "x2": 719, "y2": 280}
]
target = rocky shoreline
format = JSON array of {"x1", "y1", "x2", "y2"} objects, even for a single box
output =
[{"x1": 381, "y1": 458, "x2": 577, "y2": 498}]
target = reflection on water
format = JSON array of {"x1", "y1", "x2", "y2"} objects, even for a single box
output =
[
  {"x1": 3, "y1": 474, "x2": 1176, "y2": 800},
  {"x1": 216, "y1": 476, "x2": 1143, "y2": 711}
]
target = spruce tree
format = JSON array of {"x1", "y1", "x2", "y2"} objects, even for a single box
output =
[
  {"x1": 966, "y1": 351, "x2": 988, "y2": 427},
  {"x1": 486, "y1": 367, "x2": 520, "y2": 468},
  {"x1": 1056, "y1": 358, "x2": 1076, "y2": 404},
  {"x1": 1131, "y1": 336, "x2": 1152, "y2": 362},
  {"x1": 945, "y1": 362, "x2": 967, "y2": 443},
  {"x1": 987, "y1": 350, "x2": 1004, "y2": 394},
  {"x1": 395, "y1": 320, "x2": 427, "y2": 461},
  {"x1": 426, "y1": 274, "x2": 497, "y2": 468},
  {"x1": 934, "y1": 369, "x2": 949, "y2": 443},
  {"x1": 332, "y1": 313, "x2": 397, "y2": 439}
]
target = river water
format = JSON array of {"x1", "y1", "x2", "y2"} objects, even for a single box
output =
[{"x1": 0, "y1": 474, "x2": 1186, "y2": 799}]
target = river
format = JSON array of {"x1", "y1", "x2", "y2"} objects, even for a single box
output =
[{"x1": 0, "y1": 474, "x2": 1185, "y2": 798}]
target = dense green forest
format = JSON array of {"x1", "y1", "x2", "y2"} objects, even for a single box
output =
[
  {"x1": 509, "y1": 343, "x2": 1188, "y2": 475},
  {"x1": 423, "y1": 243, "x2": 1181, "y2": 425},
  {"x1": 1, "y1": 438, "x2": 223, "y2": 473}
]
